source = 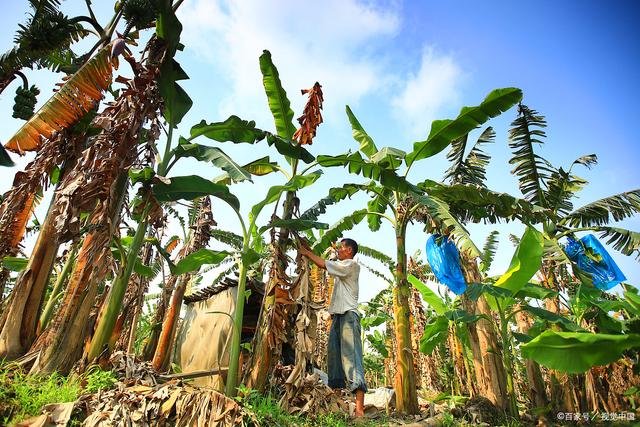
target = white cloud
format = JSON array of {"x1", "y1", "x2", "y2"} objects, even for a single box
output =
[
  {"x1": 392, "y1": 47, "x2": 464, "y2": 139},
  {"x1": 177, "y1": 0, "x2": 401, "y2": 126}
]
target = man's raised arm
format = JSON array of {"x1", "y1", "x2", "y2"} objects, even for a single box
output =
[{"x1": 299, "y1": 246, "x2": 326, "y2": 270}]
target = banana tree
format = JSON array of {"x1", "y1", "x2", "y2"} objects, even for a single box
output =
[
  {"x1": 83, "y1": 0, "x2": 195, "y2": 362},
  {"x1": 411, "y1": 226, "x2": 546, "y2": 414},
  {"x1": 506, "y1": 104, "x2": 639, "y2": 282},
  {"x1": 316, "y1": 87, "x2": 523, "y2": 413},
  {"x1": 99, "y1": 85, "x2": 325, "y2": 397},
  {"x1": 436, "y1": 125, "x2": 550, "y2": 412},
  {"x1": 243, "y1": 52, "x2": 327, "y2": 393},
  {"x1": 0, "y1": 0, "x2": 161, "y2": 358},
  {"x1": 504, "y1": 104, "x2": 640, "y2": 409}
]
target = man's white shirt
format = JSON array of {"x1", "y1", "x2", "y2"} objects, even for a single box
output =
[{"x1": 326, "y1": 259, "x2": 360, "y2": 315}]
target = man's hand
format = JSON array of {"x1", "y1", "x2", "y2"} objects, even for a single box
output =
[{"x1": 298, "y1": 245, "x2": 326, "y2": 270}]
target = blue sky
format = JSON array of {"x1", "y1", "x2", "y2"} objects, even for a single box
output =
[{"x1": 1, "y1": 0, "x2": 638, "y2": 301}]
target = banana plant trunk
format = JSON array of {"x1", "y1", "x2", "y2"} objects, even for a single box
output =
[
  {"x1": 143, "y1": 274, "x2": 178, "y2": 360},
  {"x1": 461, "y1": 257, "x2": 510, "y2": 413},
  {"x1": 38, "y1": 243, "x2": 79, "y2": 334},
  {"x1": 246, "y1": 191, "x2": 295, "y2": 391},
  {"x1": 226, "y1": 258, "x2": 249, "y2": 397},
  {"x1": 0, "y1": 197, "x2": 61, "y2": 359},
  {"x1": 515, "y1": 309, "x2": 548, "y2": 409},
  {"x1": 540, "y1": 260, "x2": 585, "y2": 413},
  {"x1": 114, "y1": 242, "x2": 154, "y2": 353},
  {"x1": 392, "y1": 220, "x2": 419, "y2": 414},
  {"x1": 449, "y1": 325, "x2": 475, "y2": 396},
  {"x1": 87, "y1": 217, "x2": 149, "y2": 361},
  {"x1": 29, "y1": 172, "x2": 129, "y2": 374},
  {"x1": 152, "y1": 274, "x2": 189, "y2": 371}
]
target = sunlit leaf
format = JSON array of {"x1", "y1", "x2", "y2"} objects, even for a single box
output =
[
  {"x1": 5, "y1": 43, "x2": 117, "y2": 154},
  {"x1": 521, "y1": 330, "x2": 640, "y2": 373},
  {"x1": 494, "y1": 227, "x2": 543, "y2": 294},
  {"x1": 174, "y1": 249, "x2": 230, "y2": 275},
  {"x1": 406, "y1": 88, "x2": 522, "y2": 167}
]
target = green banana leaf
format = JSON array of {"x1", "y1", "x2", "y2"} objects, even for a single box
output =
[
  {"x1": 317, "y1": 152, "x2": 419, "y2": 193},
  {"x1": 259, "y1": 219, "x2": 328, "y2": 234},
  {"x1": 188, "y1": 116, "x2": 266, "y2": 143},
  {"x1": 259, "y1": 50, "x2": 296, "y2": 140},
  {"x1": 408, "y1": 274, "x2": 446, "y2": 315},
  {"x1": 313, "y1": 209, "x2": 368, "y2": 253},
  {"x1": 152, "y1": 175, "x2": 240, "y2": 211},
  {"x1": 494, "y1": 226, "x2": 544, "y2": 294},
  {"x1": 420, "y1": 315, "x2": 449, "y2": 355},
  {"x1": 251, "y1": 171, "x2": 323, "y2": 220},
  {"x1": 521, "y1": 330, "x2": 640, "y2": 373},
  {"x1": 405, "y1": 88, "x2": 522, "y2": 168},
  {"x1": 174, "y1": 249, "x2": 230, "y2": 276},
  {"x1": 346, "y1": 105, "x2": 378, "y2": 159},
  {"x1": 174, "y1": 140, "x2": 251, "y2": 183},
  {"x1": 1, "y1": 256, "x2": 28, "y2": 271}
]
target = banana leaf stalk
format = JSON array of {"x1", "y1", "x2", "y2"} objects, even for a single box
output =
[{"x1": 37, "y1": 243, "x2": 79, "y2": 334}]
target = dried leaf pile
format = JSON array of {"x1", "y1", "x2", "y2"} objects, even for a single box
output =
[
  {"x1": 20, "y1": 352, "x2": 244, "y2": 427},
  {"x1": 78, "y1": 381, "x2": 242, "y2": 427},
  {"x1": 273, "y1": 365, "x2": 350, "y2": 417}
]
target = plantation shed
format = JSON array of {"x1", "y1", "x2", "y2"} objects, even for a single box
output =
[{"x1": 174, "y1": 276, "x2": 265, "y2": 388}]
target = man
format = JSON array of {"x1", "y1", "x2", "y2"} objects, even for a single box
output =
[{"x1": 299, "y1": 238, "x2": 367, "y2": 418}]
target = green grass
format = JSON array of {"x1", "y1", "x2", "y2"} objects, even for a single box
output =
[
  {"x1": 0, "y1": 368, "x2": 81, "y2": 426},
  {"x1": 238, "y1": 387, "x2": 384, "y2": 426},
  {"x1": 83, "y1": 367, "x2": 117, "y2": 394}
]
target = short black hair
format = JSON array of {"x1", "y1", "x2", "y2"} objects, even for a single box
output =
[{"x1": 341, "y1": 238, "x2": 358, "y2": 256}]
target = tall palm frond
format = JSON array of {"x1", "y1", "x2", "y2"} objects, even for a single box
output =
[
  {"x1": 508, "y1": 104, "x2": 554, "y2": 206},
  {"x1": 210, "y1": 229, "x2": 243, "y2": 250},
  {"x1": 596, "y1": 227, "x2": 640, "y2": 260},
  {"x1": 545, "y1": 154, "x2": 596, "y2": 217},
  {"x1": 209, "y1": 263, "x2": 239, "y2": 288},
  {"x1": 165, "y1": 205, "x2": 186, "y2": 238},
  {"x1": 199, "y1": 256, "x2": 235, "y2": 274},
  {"x1": 571, "y1": 154, "x2": 598, "y2": 170},
  {"x1": 29, "y1": 0, "x2": 63, "y2": 16},
  {"x1": 561, "y1": 190, "x2": 640, "y2": 227},
  {"x1": 299, "y1": 184, "x2": 360, "y2": 221},
  {"x1": 544, "y1": 167, "x2": 588, "y2": 217},
  {"x1": 359, "y1": 261, "x2": 393, "y2": 285},
  {"x1": 412, "y1": 194, "x2": 480, "y2": 257},
  {"x1": 15, "y1": 9, "x2": 87, "y2": 54},
  {"x1": 1, "y1": 2, "x2": 88, "y2": 78},
  {"x1": 358, "y1": 244, "x2": 395, "y2": 271},
  {"x1": 4, "y1": 42, "x2": 118, "y2": 154},
  {"x1": 479, "y1": 230, "x2": 499, "y2": 272},
  {"x1": 36, "y1": 49, "x2": 80, "y2": 74},
  {"x1": 444, "y1": 126, "x2": 495, "y2": 187}
]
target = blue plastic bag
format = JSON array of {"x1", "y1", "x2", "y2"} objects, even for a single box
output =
[
  {"x1": 564, "y1": 234, "x2": 626, "y2": 291},
  {"x1": 425, "y1": 234, "x2": 467, "y2": 295}
]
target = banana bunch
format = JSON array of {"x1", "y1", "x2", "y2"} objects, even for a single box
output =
[{"x1": 12, "y1": 85, "x2": 40, "y2": 120}]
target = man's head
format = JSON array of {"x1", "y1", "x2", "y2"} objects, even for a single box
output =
[{"x1": 337, "y1": 238, "x2": 358, "y2": 260}]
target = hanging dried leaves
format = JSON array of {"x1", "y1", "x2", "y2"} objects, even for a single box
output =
[
  {"x1": 0, "y1": 132, "x2": 81, "y2": 266},
  {"x1": 5, "y1": 42, "x2": 121, "y2": 154},
  {"x1": 293, "y1": 82, "x2": 323, "y2": 146},
  {"x1": 49, "y1": 55, "x2": 162, "y2": 242},
  {"x1": 28, "y1": 42, "x2": 164, "y2": 374}
]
